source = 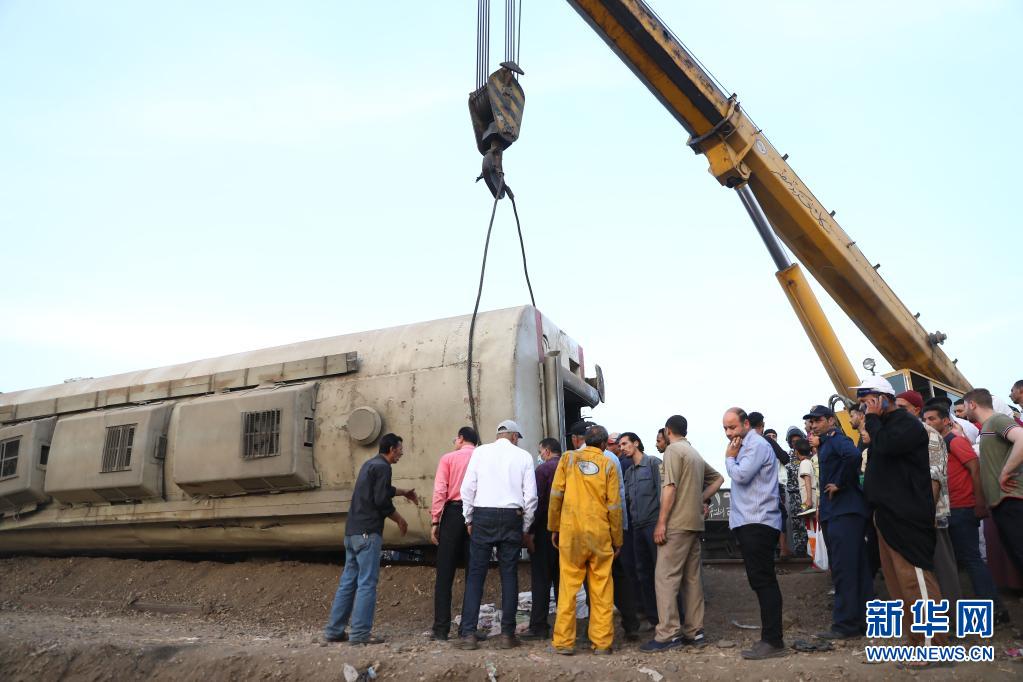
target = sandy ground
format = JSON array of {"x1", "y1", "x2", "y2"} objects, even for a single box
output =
[{"x1": 0, "y1": 556, "x2": 1021, "y2": 681}]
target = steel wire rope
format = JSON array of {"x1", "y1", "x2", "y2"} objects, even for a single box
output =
[
  {"x1": 466, "y1": 177, "x2": 504, "y2": 435},
  {"x1": 516, "y1": 0, "x2": 522, "y2": 66},
  {"x1": 476, "y1": 1, "x2": 482, "y2": 89},
  {"x1": 465, "y1": 179, "x2": 536, "y2": 436},
  {"x1": 509, "y1": 192, "x2": 535, "y2": 308}
]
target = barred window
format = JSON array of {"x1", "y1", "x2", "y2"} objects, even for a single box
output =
[
  {"x1": 102, "y1": 424, "x2": 136, "y2": 472},
  {"x1": 242, "y1": 410, "x2": 281, "y2": 459},
  {"x1": 0, "y1": 438, "x2": 20, "y2": 479}
]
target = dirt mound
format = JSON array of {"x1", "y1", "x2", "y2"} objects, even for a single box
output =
[
  {"x1": 1, "y1": 557, "x2": 1021, "y2": 681},
  {"x1": 0, "y1": 556, "x2": 525, "y2": 634}
]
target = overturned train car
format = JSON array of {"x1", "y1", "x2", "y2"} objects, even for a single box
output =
[{"x1": 0, "y1": 306, "x2": 602, "y2": 555}]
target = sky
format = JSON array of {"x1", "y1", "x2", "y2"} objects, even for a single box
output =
[{"x1": 2, "y1": 1, "x2": 1021, "y2": 476}]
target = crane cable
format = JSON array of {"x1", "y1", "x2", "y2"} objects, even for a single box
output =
[
  {"x1": 467, "y1": 1, "x2": 533, "y2": 436},
  {"x1": 466, "y1": 175, "x2": 536, "y2": 436}
]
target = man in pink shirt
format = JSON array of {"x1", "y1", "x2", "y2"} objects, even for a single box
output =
[{"x1": 430, "y1": 426, "x2": 479, "y2": 641}]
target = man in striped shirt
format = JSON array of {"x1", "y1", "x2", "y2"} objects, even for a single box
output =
[{"x1": 723, "y1": 407, "x2": 786, "y2": 660}]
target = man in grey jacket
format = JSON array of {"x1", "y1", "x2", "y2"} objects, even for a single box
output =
[{"x1": 621, "y1": 432, "x2": 661, "y2": 627}]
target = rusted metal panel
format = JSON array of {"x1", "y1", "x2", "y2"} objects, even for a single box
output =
[
  {"x1": 169, "y1": 375, "x2": 212, "y2": 398},
  {"x1": 56, "y1": 392, "x2": 98, "y2": 414}
]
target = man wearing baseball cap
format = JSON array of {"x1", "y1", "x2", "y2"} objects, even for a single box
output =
[
  {"x1": 803, "y1": 405, "x2": 870, "y2": 640},
  {"x1": 854, "y1": 376, "x2": 947, "y2": 651},
  {"x1": 456, "y1": 420, "x2": 538, "y2": 650}
]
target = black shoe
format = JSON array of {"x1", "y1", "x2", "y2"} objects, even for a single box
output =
[
  {"x1": 499, "y1": 634, "x2": 520, "y2": 649},
  {"x1": 455, "y1": 635, "x2": 479, "y2": 650},
  {"x1": 995, "y1": 610, "x2": 1013, "y2": 627},
  {"x1": 639, "y1": 637, "x2": 683, "y2": 653},
  {"x1": 624, "y1": 630, "x2": 640, "y2": 642},
  {"x1": 679, "y1": 630, "x2": 706, "y2": 646},
  {"x1": 323, "y1": 631, "x2": 348, "y2": 643},
  {"x1": 349, "y1": 634, "x2": 385, "y2": 646},
  {"x1": 741, "y1": 640, "x2": 787, "y2": 660},
  {"x1": 814, "y1": 629, "x2": 861, "y2": 640},
  {"x1": 518, "y1": 630, "x2": 549, "y2": 641},
  {"x1": 429, "y1": 631, "x2": 448, "y2": 641}
]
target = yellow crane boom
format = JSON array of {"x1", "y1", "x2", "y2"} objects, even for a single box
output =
[{"x1": 567, "y1": 0, "x2": 970, "y2": 394}]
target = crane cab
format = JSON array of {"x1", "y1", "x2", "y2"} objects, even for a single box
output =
[{"x1": 883, "y1": 369, "x2": 964, "y2": 404}]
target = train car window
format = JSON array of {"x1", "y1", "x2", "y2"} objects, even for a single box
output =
[
  {"x1": 0, "y1": 438, "x2": 20, "y2": 479},
  {"x1": 101, "y1": 424, "x2": 136, "y2": 473},
  {"x1": 242, "y1": 409, "x2": 281, "y2": 459}
]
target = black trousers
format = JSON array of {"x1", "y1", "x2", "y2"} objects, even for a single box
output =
[
  {"x1": 433, "y1": 502, "x2": 470, "y2": 637},
  {"x1": 612, "y1": 546, "x2": 640, "y2": 634},
  {"x1": 528, "y1": 525, "x2": 559, "y2": 634},
  {"x1": 621, "y1": 527, "x2": 643, "y2": 610},
  {"x1": 864, "y1": 519, "x2": 882, "y2": 583},
  {"x1": 991, "y1": 497, "x2": 1023, "y2": 575},
  {"x1": 632, "y1": 523, "x2": 685, "y2": 625},
  {"x1": 821, "y1": 514, "x2": 871, "y2": 635},
  {"x1": 735, "y1": 523, "x2": 784, "y2": 647}
]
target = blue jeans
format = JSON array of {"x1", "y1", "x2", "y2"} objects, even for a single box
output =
[
  {"x1": 324, "y1": 532, "x2": 383, "y2": 642},
  {"x1": 459, "y1": 507, "x2": 522, "y2": 637},
  {"x1": 948, "y1": 507, "x2": 1003, "y2": 609}
]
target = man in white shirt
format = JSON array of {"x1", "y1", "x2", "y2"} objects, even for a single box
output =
[{"x1": 456, "y1": 420, "x2": 538, "y2": 650}]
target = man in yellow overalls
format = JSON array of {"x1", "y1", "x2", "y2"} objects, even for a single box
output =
[{"x1": 548, "y1": 424, "x2": 624, "y2": 655}]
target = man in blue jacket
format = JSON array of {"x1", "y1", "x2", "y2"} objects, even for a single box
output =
[{"x1": 805, "y1": 405, "x2": 871, "y2": 640}]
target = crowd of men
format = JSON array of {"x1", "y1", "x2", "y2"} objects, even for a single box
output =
[{"x1": 320, "y1": 377, "x2": 1023, "y2": 666}]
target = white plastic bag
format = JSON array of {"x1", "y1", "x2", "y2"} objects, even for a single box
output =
[{"x1": 811, "y1": 525, "x2": 829, "y2": 571}]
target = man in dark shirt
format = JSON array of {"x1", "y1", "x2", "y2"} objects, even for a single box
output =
[
  {"x1": 804, "y1": 405, "x2": 871, "y2": 639},
  {"x1": 323, "y1": 433, "x2": 418, "y2": 645},
  {"x1": 855, "y1": 377, "x2": 946, "y2": 650},
  {"x1": 521, "y1": 437, "x2": 562, "y2": 640},
  {"x1": 621, "y1": 431, "x2": 663, "y2": 627}
]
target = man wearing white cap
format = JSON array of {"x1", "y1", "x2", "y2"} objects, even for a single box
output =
[{"x1": 456, "y1": 420, "x2": 538, "y2": 650}]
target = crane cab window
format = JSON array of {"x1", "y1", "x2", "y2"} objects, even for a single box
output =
[{"x1": 884, "y1": 369, "x2": 963, "y2": 404}]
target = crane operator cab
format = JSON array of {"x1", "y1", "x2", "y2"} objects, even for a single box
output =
[{"x1": 882, "y1": 369, "x2": 963, "y2": 404}]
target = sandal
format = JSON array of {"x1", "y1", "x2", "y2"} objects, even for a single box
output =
[
  {"x1": 894, "y1": 661, "x2": 955, "y2": 670},
  {"x1": 792, "y1": 639, "x2": 834, "y2": 653}
]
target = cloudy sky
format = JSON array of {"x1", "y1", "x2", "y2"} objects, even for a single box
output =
[{"x1": 2, "y1": 1, "x2": 1020, "y2": 469}]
